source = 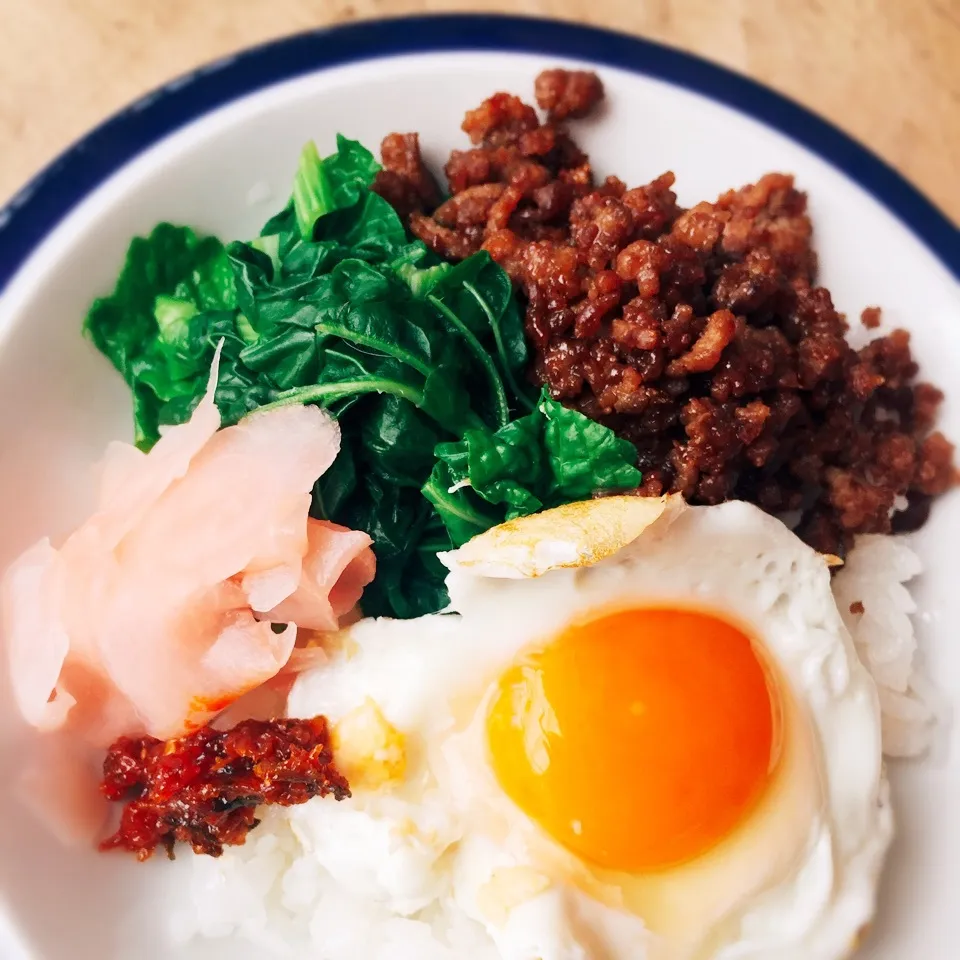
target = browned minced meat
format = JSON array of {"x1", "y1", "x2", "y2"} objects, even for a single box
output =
[
  {"x1": 100, "y1": 717, "x2": 349, "y2": 860},
  {"x1": 861, "y1": 306, "x2": 882, "y2": 329},
  {"x1": 372, "y1": 132, "x2": 443, "y2": 219},
  {"x1": 382, "y1": 68, "x2": 957, "y2": 556},
  {"x1": 534, "y1": 69, "x2": 605, "y2": 121}
]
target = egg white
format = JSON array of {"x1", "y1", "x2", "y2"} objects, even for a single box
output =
[{"x1": 278, "y1": 498, "x2": 890, "y2": 960}]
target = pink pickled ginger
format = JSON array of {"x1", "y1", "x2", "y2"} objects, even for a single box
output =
[{"x1": 2, "y1": 364, "x2": 375, "y2": 746}]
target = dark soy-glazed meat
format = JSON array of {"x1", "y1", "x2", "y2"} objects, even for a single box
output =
[
  {"x1": 381, "y1": 69, "x2": 956, "y2": 556},
  {"x1": 372, "y1": 132, "x2": 443, "y2": 219},
  {"x1": 100, "y1": 717, "x2": 350, "y2": 860}
]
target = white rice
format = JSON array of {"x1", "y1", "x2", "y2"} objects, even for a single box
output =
[
  {"x1": 832, "y1": 535, "x2": 946, "y2": 758},
  {"x1": 172, "y1": 809, "x2": 495, "y2": 959}
]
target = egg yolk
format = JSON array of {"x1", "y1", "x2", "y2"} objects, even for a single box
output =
[{"x1": 486, "y1": 607, "x2": 781, "y2": 872}]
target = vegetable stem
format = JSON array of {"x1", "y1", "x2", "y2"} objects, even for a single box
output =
[
  {"x1": 292, "y1": 142, "x2": 335, "y2": 240},
  {"x1": 462, "y1": 280, "x2": 535, "y2": 413},
  {"x1": 314, "y1": 320, "x2": 432, "y2": 378},
  {"x1": 428, "y1": 295, "x2": 510, "y2": 428},
  {"x1": 253, "y1": 378, "x2": 425, "y2": 415},
  {"x1": 422, "y1": 477, "x2": 495, "y2": 535}
]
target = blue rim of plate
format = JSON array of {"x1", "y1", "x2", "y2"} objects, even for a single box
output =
[{"x1": 0, "y1": 13, "x2": 957, "y2": 296}]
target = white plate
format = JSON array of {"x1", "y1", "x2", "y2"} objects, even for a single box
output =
[{"x1": 0, "y1": 17, "x2": 957, "y2": 960}]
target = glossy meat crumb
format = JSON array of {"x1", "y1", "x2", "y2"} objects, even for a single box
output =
[
  {"x1": 372, "y1": 132, "x2": 442, "y2": 218},
  {"x1": 100, "y1": 717, "x2": 349, "y2": 860},
  {"x1": 384, "y1": 68, "x2": 957, "y2": 556}
]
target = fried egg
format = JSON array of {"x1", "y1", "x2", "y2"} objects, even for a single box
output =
[{"x1": 263, "y1": 497, "x2": 891, "y2": 960}]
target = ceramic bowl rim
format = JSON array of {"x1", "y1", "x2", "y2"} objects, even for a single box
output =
[{"x1": 0, "y1": 13, "x2": 956, "y2": 300}]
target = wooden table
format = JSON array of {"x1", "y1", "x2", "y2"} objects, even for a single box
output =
[{"x1": 0, "y1": 0, "x2": 957, "y2": 224}]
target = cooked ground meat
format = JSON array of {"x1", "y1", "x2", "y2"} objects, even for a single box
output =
[
  {"x1": 383, "y1": 69, "x2": 956, "y2": 556},
  {"x1": 100, "y1": 717, "x2": 349, "y2": 860},
  {"x1": 534, "y1": 69, "x2": 605, "y2": 121},
  {"x1": 372, "y1": 132, "x2": 442, "y2": 219}
]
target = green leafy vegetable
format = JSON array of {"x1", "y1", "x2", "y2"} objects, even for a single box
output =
[
  {"x1": 424, "y1": 391, "x2": 643, "y2": 547},
  {"x1": 431, "y1": 253, "x2": 534, "y2": 412},
  {"x1": 84, "y1": 135, "x2": 641, "y2": 619},
  {"x1": 83, "y1": 224, "x2": 240, "y2": 447},
  {"x1": 292, "y1": 135, "x2": 382, "y2": 240},
  {"x1": 292, "y1": 142, "x2": 335, "y2": 240}
]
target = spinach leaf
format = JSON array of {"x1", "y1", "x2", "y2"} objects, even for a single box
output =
[
  {"x1": 430, "y1": 252, "x2": 535, "y2": 413},
  {"x1": 293, "y1": 142, "x2": 334, "y2": 239},
  {"x1": 311, "y1": 443, "x2": 357, "y2": 521},
  {"x1": 321, "y1": 136, "x2": 382, "y2": 211},
  {"x1": 313, "y1": 260, "x2": 437, "y2": 375},
  {"x1": 395, "y1": 259, "x2": 451, "y2": 298},
  {"x1": 292, "y1": 136, "x2": 381, "y2": 240},
  {"x1": 423, "y1": 390, "x2": 643, "y2": 547},
  {"x1": 315, "y1": 192, "x2": 407, "y2": 261},
  {"x1": 542, "y1": 395, "x2": 646, "y2": 500},
  {"x1": 422, "y1": 460, "x2": 504, "y2": 548},
  {"x1": 353, "y1": 497, "x2": 452, "y2": 619},
  {"x1": 83, "y1": 223, "x2": 239, "y2": 447},
  {"x1": 428, "y1": 295, "x2": 509, "y2": 429},
  {"x1": 360, "y1": 395, "x2": 444, "y2": 488},
  {"x1": 227, "y1": 241, "x2": 274, "y2": 320},
  {"x1": 239, "y1": 315, "x2": 320, "y2": 390}
]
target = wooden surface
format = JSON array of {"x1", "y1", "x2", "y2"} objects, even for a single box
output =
[{"x1": 0, "y1": 0, "x2": 957, "y2": 224}]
